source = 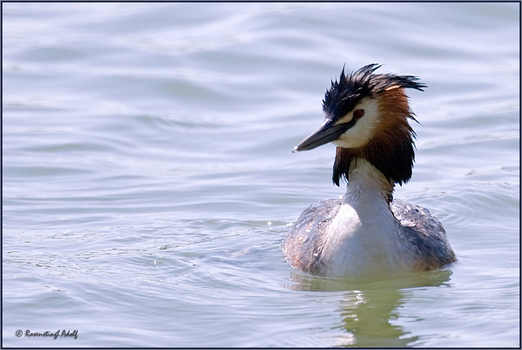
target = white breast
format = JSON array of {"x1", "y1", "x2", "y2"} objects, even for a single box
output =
[{"x1": 319, "y1": 196, "x2": 411, "y2": 277}]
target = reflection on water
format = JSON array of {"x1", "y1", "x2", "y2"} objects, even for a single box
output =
[{"x1": 285, "y1": 270, "x2": 453, "y2": 347}]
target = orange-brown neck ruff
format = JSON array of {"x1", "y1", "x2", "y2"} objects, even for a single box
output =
[{"x1": 333, "y1": 87, "x2": 417, "y2": 195}]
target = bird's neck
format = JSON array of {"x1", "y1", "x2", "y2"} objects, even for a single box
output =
[{"x1": 343, "y1": 158, "x2": 395, "y2": 206}]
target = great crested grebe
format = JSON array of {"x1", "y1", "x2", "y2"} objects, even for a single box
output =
[{"x1": 282, "y1": 64, "x2": 456, "y2": 278}]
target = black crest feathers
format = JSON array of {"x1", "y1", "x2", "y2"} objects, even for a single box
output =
[{"x1": 322, "y1": 64, "x2": 425, "y2": 122}]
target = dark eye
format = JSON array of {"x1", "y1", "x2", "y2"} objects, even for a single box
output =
[{"x1": 353, "y1": 109, "x2": 365, "y2": 120}]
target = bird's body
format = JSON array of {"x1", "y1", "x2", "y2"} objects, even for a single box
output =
[{"x1": 282, "y1": 64, "x2": 456, "y2": 278}]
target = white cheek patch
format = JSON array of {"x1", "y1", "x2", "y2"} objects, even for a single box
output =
[{"x1": 333, "y1": 98, "x2": 380, "y2": 148}]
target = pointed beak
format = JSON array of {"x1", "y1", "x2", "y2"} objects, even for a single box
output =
[{"x1": 293, "y1": 119, "x2": 356, "y2": 152}]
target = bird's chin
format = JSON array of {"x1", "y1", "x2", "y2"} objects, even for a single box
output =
[{"x1": 332, "y1": 137, "x2": 366, "y2": 149}]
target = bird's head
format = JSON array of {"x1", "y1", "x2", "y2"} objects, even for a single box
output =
[{"x1": 295, "y1": 64, "x2": 426, "y2": 186}]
